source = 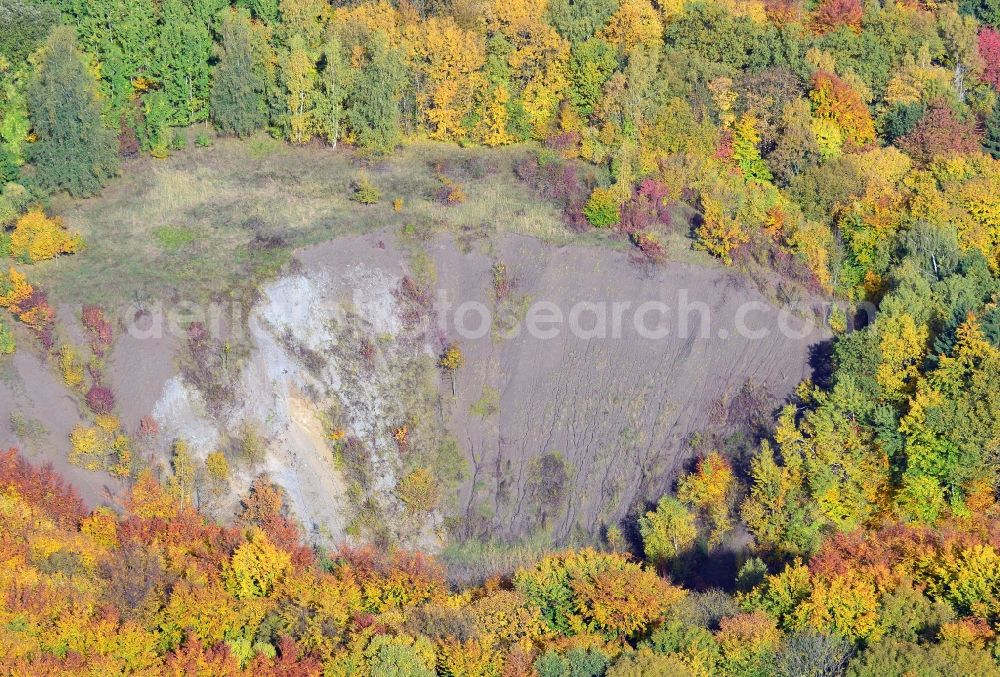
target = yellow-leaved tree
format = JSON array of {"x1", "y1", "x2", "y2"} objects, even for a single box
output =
[
  {"x1": 875, "y1": 312, "x2": 928, "y2": 402},
  {"x1": 167, "y1": 439, "x2": 196, "y2": 506},
  {"x1": 0, "y1": 268, "x2": 32, "y2": 313},
  {"x1": 486, "y1": 0, "x2": 569, "y2": 137},
  {"x1": 697, "y1": 194, "x2": 748, "y2": 264},
  {"x1": 513, "y1": 548, "x2": 685, "y2": 640},
  {"x1": 280, "y1": 35, "x2": 319, "y2": 144},
  {"x1": 225, "y1": 527, "x2": 292, "y2": 599},
  {"x1": 480, "y1": 84, "x2": 514, "y2": 147},
  {"x1": 678, "y1": 451, "x2": 737, "y2": 547},
  {"x1": 601, "y1": 0, "x2": 663, "y2": 53},
  {"x1": 9, "y1": 210, "x2": 82, "y2": 263},
  {"x1": 405, "y1": 17, "x2": 485, "y2": 141}
]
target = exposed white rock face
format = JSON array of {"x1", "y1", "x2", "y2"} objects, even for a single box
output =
[
  {"x1": 345, "y1": 265, "x2": 403, "y2": 338},
  {"x1": 258, "y1": 273, "x2": 340, "y2": 356},
  {"x1": 152, "y1": 377, "x2": 220, "y2": 453},
  {"x1": 147, "y1": 249, "x2": 442, "y2": 550}
]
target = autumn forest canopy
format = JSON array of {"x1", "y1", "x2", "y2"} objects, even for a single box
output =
[{"x1": 4, "y1": 0, "x2": 1000, "y2": 674}]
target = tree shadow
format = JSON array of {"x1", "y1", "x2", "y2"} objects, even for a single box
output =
[{"x1": 808, "y1": 337, "x2": 836, "y2": 390}]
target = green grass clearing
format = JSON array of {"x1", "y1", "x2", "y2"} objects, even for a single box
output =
[{"x1": 153, "y1": 225, "x2": 196, "y2": 250}]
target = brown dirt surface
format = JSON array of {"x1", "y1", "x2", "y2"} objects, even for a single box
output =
[
  {"x1": 0, "y1": 336, "x2": 122, "y2": 506},
  {"x1": 106, "y1": 323, "x2": 179, "y2": 436},
  {"x1": 296, "y1": 229, "x2": 827, "y2": 544},
  {"x1": 2, "y1": 223, "x2": 826, "y2": 546}
]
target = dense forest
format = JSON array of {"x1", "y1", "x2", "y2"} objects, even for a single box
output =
[{"x1": 3, "y1": 0, "x2": 1000, "y2": 674}]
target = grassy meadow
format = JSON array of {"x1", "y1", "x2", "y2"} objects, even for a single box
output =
[{"x1": 34, "y1": 134, "x2": 607, "y2": 306}]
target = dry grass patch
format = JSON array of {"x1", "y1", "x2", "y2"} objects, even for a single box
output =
[{"x1": 38, "y1": 137, "x2": 582, "y2": 306}]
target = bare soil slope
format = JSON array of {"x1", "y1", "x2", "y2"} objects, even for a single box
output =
[
  {"x1": 0, "y1": 344, "x2": 122, "y2": 505},
  {"x1": 296, "y1": 230, "x2": 825, "y2": 544},
  {"x1": 3, "y1": 227, "x2": 825, "y2": 549}
]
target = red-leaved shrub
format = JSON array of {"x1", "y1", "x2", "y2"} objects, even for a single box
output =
[
  {"x1": 15, "y1": 289, "x2": 57, "y2": 350},
  {"x1": 620, "y1": 179, "x2": 673, "y2": 235},
  {"x1": 630, "y1": 231, "x2": 666, "y2": 262},
  {"x1": 764, "y1": 0, "x2": 805, "y2": 24},
  {"x1": 545, "y1": 131, "x2": 581, "y2": 157},
  {"x1": 980, "y1": 28, "x2": 1000, "y2": 90},
  {"x1": 394, "y1": 276, "x2": 432, "y2": 328},
  {"x1": 0, "y1": 448, "x2": 86, "y2": 527},
  {"x1": 139, "y1": 415, "x2": 159, "y2": 437},
  {"x1": 118, "y1": 113, "x2": 140, "y2": 159},
  {"x1": 715, "y1": 128, "x2": 735, "y2": 161},
  {"x1": 812, "y1": 0, "x2": 862, "y2": 33},
  {"x1": 86, "y1": 385, "x2": 116, "y2": 414},
  {"x1": 897, "y1": 102, "x2": 983, "y2": 164},
  {"x1": 82, "y1": 305, "x2": 114, "y2": 355},
  {"x1": 515, "y1": 154, "x2": 591, "y2": 231}
]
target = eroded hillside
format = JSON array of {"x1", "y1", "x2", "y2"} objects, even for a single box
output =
[{"x1": 2, "y1": 227, "x2": 827, "y2": 554}]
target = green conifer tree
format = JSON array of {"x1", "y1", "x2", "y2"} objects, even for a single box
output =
[
  {"x1": 210, "y1": 8, "x2": 269, "y2": 137},
  {"x1": 344, "y1": 34, "x2": 406, "y2": 155},
  {"x1": 154, "y1": 0, "x2": 213, "y2": 125},
  {"x1": 984, "y1": 98, "x2": 1000, "y2": 160},
  {"x1": 26, "y1": 27, "x2": 119, "y2": 197}
]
